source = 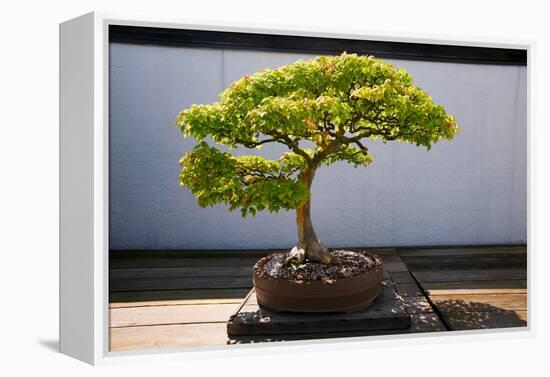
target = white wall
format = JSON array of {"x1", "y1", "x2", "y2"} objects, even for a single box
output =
[{"x1": 109, "y1": 43, "x2": 527, "y2": 250}]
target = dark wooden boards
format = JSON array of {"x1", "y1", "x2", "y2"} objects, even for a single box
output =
[
  {"x1": 110, "y1": 276, "x2": 253, "y2": 291},
  {"x1": 402, "y1": 254, "x2": 526, "y2": 271},
  {"x1": 394, "y1": 282, "x2": 425, "y2": 297},
  {"x1": 411, "y1": 269, "x2": 526, "y2": 283},
  {"x1": 109, "y1": 251, "x2": 258, "y2": 302},
  {"x1": 389, "y1": 271, "x2": 417, "y2": 284},
  {"x1": 110, "y1": 256, "x2": 260, "y2": 269},
  {"x1": 398, "y1": 246, "x2": 526, "y2": 257},
  {"x1": 110, "y1": 266, "x2": 253, "y2": 279}
]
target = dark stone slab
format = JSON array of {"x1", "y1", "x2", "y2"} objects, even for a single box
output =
[
  {"x1": 227, "y1": 313, "x2": 445, "y2": 344},
  {"x1": 227, "y1": 286, "x2": 411, "y2": 337}
]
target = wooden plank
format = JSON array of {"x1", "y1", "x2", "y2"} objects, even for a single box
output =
[
  {"x1": 110, "y1": 266, "x2": 252, "y2": 279},
  {"x1": 401, "y1": 254, "x2": 526, "y2": 270},
  {"x1": 394, "y1": 282, "x2": 425, "y2": 297},
  {"x1": 373, "y1": 285, "x2": 401, "y2": 302},
  {"x1": 411, "y1": 269, "x2": 526, "y2": 283},
  {"x1": 430, "y1": 294, "x2": 527, "y2": 312},
  {"x1": 110, "y1": 288, "x2": 250, "y2": 303},
  {"x1": 401, "y1": 252, "x2": 527, "y2": 263},
  {"x1": 110, "y1": 256, "x2": 260, "y2": 269},
  {"x1": 229, "y1": 288, "x2": 255, "y2": 321},
  {"x1": 389, "y1": 271, "x2": 416, "y2": 284},
  {"x1": 110, "y1": 303, "x2": 239, "y2": 327},
  {"x1": 420, "y1": 280, "x2": 527, "y2": 293},
  {"x1": 110, "y1": 323, "x2": 229, "y2": 352},
  {"x1": 398, "y1": 246, "x2": 526, "y2": 257},
  {"x1": 110, "y1": 249, "x2": 273, "y2": 259},
  {"x1": 401, "y1": 297, "x2": 434, "y2": 314},
  {"x1": 360, "y1": 248, "x2": 398, "y2": 256},
  {"x1": 111, "y1": 312, "x2": 447, "y2": 352},
  {"x1": 110, "y1": 276, "x2": 253, "y2": 291},
  {"x1": 110, "y1": 297, "x2": 244, "y2": 308},
  {"x1": 383, "y1": 262, "x2": 409, "y2": 272},
  {"x1": 377, "y1": 254, "x2": 404, "y2": 263},
  {"x1": 441, "y1": 310, "x2": 527, "y2": 330},
  {"x1": 427, "y1": 288, "x2": 527, "y2": 296},
  {"x1": 407, "y1": 313, "x2": 446, "y2": 333}
]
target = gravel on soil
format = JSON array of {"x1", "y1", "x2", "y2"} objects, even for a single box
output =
[{"x1": 254, "y1": 250, "x2": 381, "y2": 282}]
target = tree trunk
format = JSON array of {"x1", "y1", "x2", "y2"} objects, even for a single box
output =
[{"x1": 285, "y1": 169, "x2": 340, "y2": 265}]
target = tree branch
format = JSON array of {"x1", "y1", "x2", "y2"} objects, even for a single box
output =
[
  {"x1": 235, "y1": 137, "x2": 279, "y2": 148},
  {"x1": 266, "y1": 130, "x2": 313, "y2": 166},
  {"x1": 353, "y1": 139, "x2": 369, "y2": 152}
]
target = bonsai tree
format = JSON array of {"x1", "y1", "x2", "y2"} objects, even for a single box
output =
[{"x1": 175, "y1": 53, "x2": 458, "y2": 266}]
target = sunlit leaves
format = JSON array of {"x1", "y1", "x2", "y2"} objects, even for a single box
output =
[
  {"x1": 175, "y1": 53, "x2": 459, "y2": 215},
  {"x1": 178, "y1": 142, "x2": 309, "y2": 216},
  {"x1": 350, "y1": 72, "x2": 459, "y2": 148},
  {"x1": 175, "y1": 52, "x2": 458, "y2": 150}
]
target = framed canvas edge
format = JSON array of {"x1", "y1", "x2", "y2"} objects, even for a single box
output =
[{"x1": 59, "y1": 10, "x2": 536, "y2": 365}]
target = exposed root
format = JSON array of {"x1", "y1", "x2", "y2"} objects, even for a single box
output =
[
  {"x1": 283, "y1": 244, "x2": 341, "y2": 266},
  {"x1": 308, "y1": 245, "x2": 342, "y2": 265},
  {"x1": 283, "y1": 246, "x2": 306, "y2": 266}
]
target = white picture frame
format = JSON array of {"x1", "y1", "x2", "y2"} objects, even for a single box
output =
[{"x1": 59, "y1": 11, "x2": 533, "y2": 365}]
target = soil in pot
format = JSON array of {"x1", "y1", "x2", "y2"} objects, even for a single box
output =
[{"x1": 255, "y1": 250, "x2": 379, "y2": 281}]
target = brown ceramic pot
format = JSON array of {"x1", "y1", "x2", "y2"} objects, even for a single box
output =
[{"x1": 253, "y1": 253, "x2": 383, "y2": 313}]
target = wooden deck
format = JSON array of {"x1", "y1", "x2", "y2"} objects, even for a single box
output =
[{"x1": 109, "y1": 246, "x2": 527, "y2": 352}]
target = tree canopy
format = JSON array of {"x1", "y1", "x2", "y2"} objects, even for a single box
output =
[{"x1": 175, "y1": 53, "x2": 459, "y2": 216}]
